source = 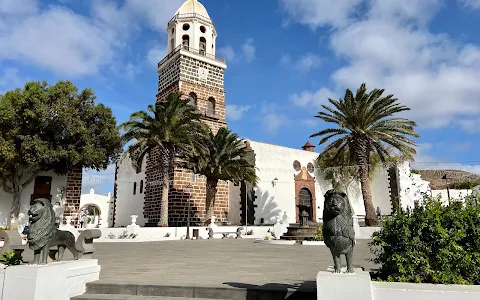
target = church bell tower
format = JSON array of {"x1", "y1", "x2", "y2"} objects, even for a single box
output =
[{"x1": 144, "y1": 0, "x2": 229, "y2": 227}]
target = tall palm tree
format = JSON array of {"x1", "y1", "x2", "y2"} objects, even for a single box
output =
[
  {"x1": 120, "y1": 92, "x2": 207, "y2": 227},
  {"x1": 310, "y1": 83, "x2": 419, "y2": 226},
  {"x1": 179, "y1": 127, "x2": 258, "y2": 223}
]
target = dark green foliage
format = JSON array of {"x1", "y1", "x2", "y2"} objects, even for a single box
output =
[
  {"x1": 370, "y1": 195, "x2": 480, "y2": 284},
  {"x1": 0, "y1": 250, "x2": 23, "y2": 266}
]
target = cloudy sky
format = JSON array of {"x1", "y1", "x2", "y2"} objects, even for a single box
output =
[{"x1": 1, "y1": 0, "x2": 480, "y2": 194}]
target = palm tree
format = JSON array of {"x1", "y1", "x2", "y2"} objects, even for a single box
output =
[
  {"x1": 120, "y1": 92, "x2": 207, "y2": 227},
  {"x1": 179, "y1": 127, "x2": 258, "y2": 223},
  {"x1": 310, "y1": 83, "x2": 419, "y2": 226}
]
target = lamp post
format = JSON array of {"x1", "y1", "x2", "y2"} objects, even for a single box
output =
[
  {"x1": 442, "y1": 174, "x2": 451, "y2": 206},
  {"x1": 186, "y1": 184, "x2": 193, "y2": 240}
]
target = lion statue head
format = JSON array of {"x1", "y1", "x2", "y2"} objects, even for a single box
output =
[
  {"x1": 323, "y1": 189, "x2": 352, "y2": 219},
  {"x1": 27, "y1": 198, "x2": 56, "y2": 251}
]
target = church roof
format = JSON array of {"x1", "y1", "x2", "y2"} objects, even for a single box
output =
[{"x1": 175, "y1": 0, "x2": 211, "y2": 19}]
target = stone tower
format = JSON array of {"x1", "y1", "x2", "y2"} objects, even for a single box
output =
[{"x1": 144, "y1": 0, "x2": 229, "y2": 227}]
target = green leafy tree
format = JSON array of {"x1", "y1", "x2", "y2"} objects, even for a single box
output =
[
  {"x1": 0, "y1": 81, "x2": 122, "y2": 227},
  {"x1": 120, "y1": 92, "x2": 206, "y2": 227},
  {"x1": 179, "y1": 127, "x2": 258, "y2": 222},
  {"x1": 310, "y1": 83, "x2": 419, "y2": 226}
]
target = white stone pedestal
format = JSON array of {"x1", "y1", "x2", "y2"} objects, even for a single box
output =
[
  {"x1": 127, "y1": 215, "x2": 140, "y2": 235},
  {"x1": 317, "y1": 267, "x2": 372, "y2": 300},
  {"x1": 1, "y1": 259, "x2": 100, "y2": 300}
]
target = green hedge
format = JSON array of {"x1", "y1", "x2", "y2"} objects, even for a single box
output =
[{"x1": 369, "y1": 195, "x2": 480, "y2": 284}]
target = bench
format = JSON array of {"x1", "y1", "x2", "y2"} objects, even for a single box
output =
[{"x1": 206, "y1": 227, "x2": 244, "y2": 239}]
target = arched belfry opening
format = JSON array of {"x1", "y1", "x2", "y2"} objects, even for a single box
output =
[
  {"x1": 199, "y1": 37, "x2": 206, "y2": 55},
  {"x1": 182, "y1": 35, "x2": 190, "y2": 49}
]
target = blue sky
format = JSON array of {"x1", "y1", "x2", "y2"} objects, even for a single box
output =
[{"x1": 1, "y1": 0, "x2": 480, "y2": 194}]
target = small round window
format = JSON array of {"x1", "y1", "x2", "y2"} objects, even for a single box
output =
[
  {"x1": 293, "y1": 160, "x2": 301, "y2": 171},
  {"x1": 182, "y1": 23, "x2": 190, "y2": 31},
  {"x1": 307, "y1": 163, "x2": 315, "y2": 173},
  {"x1": 200, "y1": 25, "x2": 206, "y2": 33}
]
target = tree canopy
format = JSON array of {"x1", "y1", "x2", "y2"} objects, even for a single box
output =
[{"x1": 0, "y1": 80, "x2": 122, "y2": 224}]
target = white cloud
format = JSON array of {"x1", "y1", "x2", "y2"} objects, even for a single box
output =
[
  {"x1": 261, "y1": 104, "x2": 291, "y2": 134},
  {"x1": 0, "y1": 0, "x2": 183, "y2": 78},
  {"x1": 296, "y1": 53, "x2": 323, "y2": 72},
  {"x1": 217, "y1": 45, "x2": 236, "y2": 62},
  {"x1": 281, "y1": 0, "x2": 480, "y2": 130},
  {"x1": 289, "y1": 87, "x2": 337, "y2": 108},
  {"x1": 82, "y1": 164, "x2": 116, "y2": 195},
  {"x1": 226, "y1": 104, "x2": 253, "y2": 121},
  {"x1": 457, "y1": 118, "x2": 480, "y2": 133},
  {"x1": 280, "y1": 0, "x2": 363, "y2": 29},
  {"x1": 458, "y1": 0, "x2": 480, "y2": 9},
  {"x1": 241, "y1": 39, "x2": 256, "y2": 63},
  {"x1": 146, "y1": 46, "x2": 166, "y2": 69}
]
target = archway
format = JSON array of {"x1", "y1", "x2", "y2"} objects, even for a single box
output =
[
  {"x1": 78, "y1": 203, "x2": 102, "y2": 228},
  {"x1": 298, "y1": 188, "x2": 314, "y2": 222}
]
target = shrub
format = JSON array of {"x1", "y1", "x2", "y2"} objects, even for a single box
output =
[
  {"x1": 370, "y1": 194, "x2": 480, "y2": 284},
  {"x1": 313, "y1": 225, "x2": 323, "y2": 241},
  {"x1": 0, "y1": 250, "x2": 23, "y2": 266}
]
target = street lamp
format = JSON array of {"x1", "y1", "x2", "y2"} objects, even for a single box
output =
[
  {"x1": 442, "y1": 174, "x2": 451, "y2": 205},
  {"x1": 186, "y1": 184, "x2": 193, "y2": 240}
]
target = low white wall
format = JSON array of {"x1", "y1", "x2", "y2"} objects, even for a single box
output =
[
  {"x1": 317, "y1": 269, "x2": 480, "y2": 300},
  {"x1": 96, "y1": 225, "x2": 274, "y2": 242},
  {"x1": 372, "y1": 281, "x2": 480, "y2": 300},
  {"x1": 431, "y1": 189, "x2": 473, "y2": 205}
]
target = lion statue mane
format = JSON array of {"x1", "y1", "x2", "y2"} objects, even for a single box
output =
[
  {"x1": 322, "y1": 189, "x2": 355, "y2": 273},
  {"x1": 27, "y1": 198, "x2": 57, "y2": 251}
]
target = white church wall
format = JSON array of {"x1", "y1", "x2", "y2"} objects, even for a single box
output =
[
  {"x1": 431, "y1": 189, "x2": 473, "y2": 205},
  {"x1": 80, "y1": 189, "x2": 113, "y2": 228},
  {"x1": 0, "y1": 171, "x2": 67, "y2": 229},
  {"x1": 248, "y1": 141, "x2": 320, "y2": 225},
  {"x1": 227, "y1": 183, "x2": 242, "y2": 225},
  {"x1": 114, "y1": 154, "x2": 147, "y2": 227}
]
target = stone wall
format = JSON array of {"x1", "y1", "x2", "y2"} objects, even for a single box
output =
[{"x1": 64, "y1": 168, "x2": 83, "y2": 222}]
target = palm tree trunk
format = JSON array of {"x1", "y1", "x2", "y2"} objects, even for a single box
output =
[
  {"x1": 205, "y1": 178, "x2": 218, "y2": 224},
  {"x1": 158, "y1": 171, "x2": 170, "y2": 227},
  {"x1": 354, "y1": 140, "x2": 378, "y2": 226},
  {"x1": 157, "y1": 148, "x2": 174, "y2": 227},
  {"x1": 358, "y1": 165, "x2": 378, "y2": 226}
]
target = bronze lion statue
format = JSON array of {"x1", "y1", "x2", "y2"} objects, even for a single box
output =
[
  {"x1": 27, "y1": 198, "x2": 79, "y2": 264},
  {"x1": 322, "y1": 189, "x2": 355, "y2": 273}
]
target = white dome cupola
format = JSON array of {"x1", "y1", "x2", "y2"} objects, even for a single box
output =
[{"x1": 167, "y1": 0, "x2": 217, "y2": 57}]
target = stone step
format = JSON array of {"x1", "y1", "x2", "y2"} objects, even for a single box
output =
[
  {"x1": 79, "y1": 282, "x2": 316, "y2": 300},
  {"x1": 73, "y1": 294, "x2": 224, "y2": 300}
]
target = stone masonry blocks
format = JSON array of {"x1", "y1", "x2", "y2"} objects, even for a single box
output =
[{"x1": 64, "y1": 168, "x2": 82, "y2": 223}]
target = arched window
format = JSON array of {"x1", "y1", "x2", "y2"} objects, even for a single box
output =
[
  {"x1": 182, "y1": 35, "x2": 190, "y2": 50},
  {"x1": 170, "y1": 38, "x2": 174, "y2": 52},
  {"x1": 140, "y1": 180, "x2": 144, "y2": 194},
  {"x1": 133, "y1": 182, "x2": 137, "y2": 195},
  {"x1": 199, "y1": 37, "x2": 206, "y2": 55},
  {"x1": 188, "y1": 92, "x2": 197, "y2": 106},
  {"x1": 207, "y1": 97, "x2": 215, "y2": 117}
]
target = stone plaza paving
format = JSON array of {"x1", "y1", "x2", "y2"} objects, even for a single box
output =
[{"x1": 88, "y1": 239, "x2": 377, "y2": 289}]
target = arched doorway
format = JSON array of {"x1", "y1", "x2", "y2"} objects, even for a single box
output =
[
  {"x1": 78, "y1": 204, "x2": 102, "y2": 228},
  {"x1": 298, "y1": 188, "x2": 314, "y2": 222}
]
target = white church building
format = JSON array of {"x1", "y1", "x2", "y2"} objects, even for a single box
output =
[{"x1": 112, "y1": 0, "x2": 431, "y2": 228}]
